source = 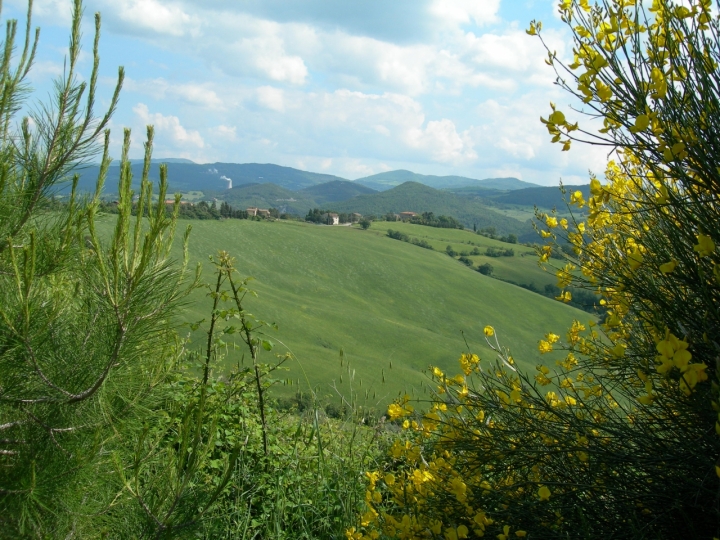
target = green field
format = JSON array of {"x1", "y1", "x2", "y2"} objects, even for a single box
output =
[
  {"x1": 375, "y1": 221, "x2": 557, "y2": 289},
  {"x1": 97, "y1": 217, "x2": 588, "y2": 406}
]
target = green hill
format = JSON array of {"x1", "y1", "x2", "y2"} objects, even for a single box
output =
[
  {"x1": 356, "y1": 170, "x2": 539, "y2": 191},
  {"x1": 70, "y1": 162, "x2": 350, "y2": 194},
  {"x1": 299, "y1": 180, "x2": 377, "y2": 204},
  {"x1": 331, "y1": 181, "x2": 533, "y2": 235},
  {"x1": 221, "y1": 183, "x2": 318, "y2": 214},
  {"x1": 489, "y1": 184, "x2": 591, "y2": 210},
  {"x1": 93, "y1": 217, "x2": 590, "y2": 405}
]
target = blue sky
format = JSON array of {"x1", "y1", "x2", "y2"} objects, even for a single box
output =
[{"x1": 3, "y1": 0, "x2": 608, "y2": 185}]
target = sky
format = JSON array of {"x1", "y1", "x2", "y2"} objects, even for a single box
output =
[{"x1": 3, "y1": 0, "x2": 610, "y2": 185}]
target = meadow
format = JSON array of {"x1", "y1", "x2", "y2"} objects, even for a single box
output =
[{"x1": 95, "y1": 216, "x2": 590, "y2": 407}]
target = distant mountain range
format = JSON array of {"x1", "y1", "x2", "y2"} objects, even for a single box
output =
[
  {"x1": 71, "y1": 160, "x2": 538, "y2": 194},
  {"x1": 354, "y1": 169, "x2": 539, "y2": 191},
  {"x1": 67, "y1": 159, "x2": 585, "y2": 236}
]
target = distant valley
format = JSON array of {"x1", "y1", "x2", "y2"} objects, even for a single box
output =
[{"x1": 70, "y1": 159, "x2": 589, "y2": 238}]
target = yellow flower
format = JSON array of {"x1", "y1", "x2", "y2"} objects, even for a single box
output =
[
  {"x1": 694, "y1": 234, "x2": 715, "y2": 257},
  {"x1": 546, "y1": 332, "x2": 560, "y2": 344},
  {"x1": 570, "y1": 190, "x2": 585, "y2": 207},
  {"x1": 628, "y1": 248, "x2": 644, "y2": 270},
  {"x1": 659, "y1": 260, "x2": 677, "y2": 273},
  {"x1": 484, "y1": 325, "x2": 495, "y2": 337},
  {"x1": 387, "y1": 403, "x2": 403, "y2": 419},
  {"x1": 457, "y1": 525, "x2": 469, "y2": 539},
  {"x1": 384, "y1": 473, "x2": 395, "y2": 486},
  {"x1": 538, "y1": 340, "x2": 553, "y2": 354},
  {"x1": 538, "y1": 485, "x2": 551, "y2": 501},
  {"x1": 546, "y1": 216, "x2": 559, "y2": 228},
  {"x1": 449, "y1": 476, "x2": 467, "y2": 502}
]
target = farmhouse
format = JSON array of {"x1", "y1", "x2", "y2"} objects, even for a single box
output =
[
  {"x1": 247, "y1": 207, "x2": 271, "y2": 217},
  {"x1": 328, "y1": 212, "x2": 339, "y2": 225},
  {"x1": 399, "y1": 211, "x2": 418, "y2": 220}
]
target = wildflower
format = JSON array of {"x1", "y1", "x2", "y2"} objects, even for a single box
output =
[
  {"x1": 570, "y1": 190, "x2": 585, "y2": 207},
  {"x1": 659, "y1": 260, "x2": 677, "y2": 273},
  {"x1": 539, "y1": 340, "x2": 553, "y2": 354},
  {"x1": 449, "y1": 476, "x2": 467, "y2": 502},
  {"x1": 538, "y1": 485, "x2": 551, "y2": 501},
  {"x1": 546, "y1": 216, "x2": 559, "y2": 228},
  {"x1": 694, "y1": 234, "x2": 715, "y2": 257},
  {"x1": 546, "y1": 333, "x2": 560, "y2": 344},
  {"x1": 484, "y1": 325, "x2": 495, "y2": 337}
]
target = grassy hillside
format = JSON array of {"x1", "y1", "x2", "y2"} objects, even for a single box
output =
[
  {"x1": 332, "y1": 181, "x2": 534, "y2": 234},
  {"x1": 374, "y1": 221, "x2": 557, "y2": 290},
  {"x1": 94, "y1": 217, "x2": 590, "y2": 406}
]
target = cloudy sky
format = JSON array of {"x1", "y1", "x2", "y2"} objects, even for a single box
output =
[{"x1": 4, "y1": 0, "x2": 608, "y2": 185}]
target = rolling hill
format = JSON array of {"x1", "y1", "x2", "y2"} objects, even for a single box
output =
[
  {"x1": 95, "y1": 217, "x2": 589, "y2": 405},
  {"x1": 299, "y1": 180, "x2": 377, "y2": 204},
  {"x1": 488, "y1": 184, "x2": 591, "y2": 209},
  {"x1": 69, "y1": 161, "x2": 350, "y2": 194},
  {"x1": 355, "y1": 170, "x2": 539, "y2": 191},
  {"x1": 331, "y1": 181, "x2": 533, "y2": 234},
  {"x1": 221, "y1": 183, "x2": 318, "y2": 214}
]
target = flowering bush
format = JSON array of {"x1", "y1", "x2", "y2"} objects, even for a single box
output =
[{"x1": 350, "y1": 0, "x2": 720, "y2": 538}]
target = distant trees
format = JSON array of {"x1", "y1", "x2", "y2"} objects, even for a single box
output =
[
  {"x1": 485, "y1": 246, "x2": 514, "y2": 257},
  {"x1": 387, "y1": 230, "x2": 433, "y2": 250},
  {"x1": 477, "y1": 262, "x2": 494, "y2": 276},
  {"x1": 360, "y1": 219, "x2": 371, "y2": 230},
  {"x1": 410, "y1": 211, "x2": 463, "y2": 229},
  {"x1": 99, "y1": 199, "x2": 252, "y2": 220},
  {"x1": 388, "y1": 229, "x2": 410, "y2": 242},
  {"x1": 305, "y1": 208, "x2": 353, "y2": 224}
]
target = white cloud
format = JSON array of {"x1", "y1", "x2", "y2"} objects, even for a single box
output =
[
  {"x1": 406, "y1": 119, "x2": 476, "y2": 164},
  {"x1": 429, "y1": 0, "x2": 501, "y2": 26},
  {"x1": 133, "y1": 103, "x2": 204, "y2": 148},
  {"x1": 110, "y1": 0, "x2": 200, "y2": 37},
  {"x1": 256, "y1": 86, "x2": 285, "y2": 112},
  {"x1": 207, "y1": 14, "x2": 310, "y2": 85},
  {"x1": 125, "y1": 78, "x2": 225, "y2": 109},
  {"x1": 215, "y1": 124, "x2": 237, "y2": 141}
]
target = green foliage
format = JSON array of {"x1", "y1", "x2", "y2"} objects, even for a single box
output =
[
  {"x1": 485, "y1": 246, "x2": 515, "y2": 257},
  {"x1": 476, "y1": 262, "x2": 493, "y2": 276},
  {"x1": 0, "y1": 2, "x2": 229, "y2": 535},
  {"x1": 409, "y1": 211, "x2": 463, "y2": 229}
]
